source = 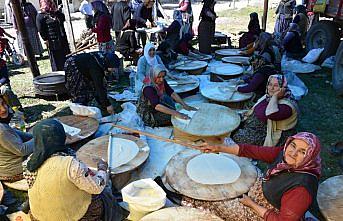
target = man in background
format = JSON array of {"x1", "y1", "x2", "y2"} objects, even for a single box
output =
[{"x1": 79, "y1": 0, "x2": 94, "y2": 29}]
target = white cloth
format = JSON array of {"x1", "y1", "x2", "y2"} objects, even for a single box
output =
[
  {"x1": 79, "y1": 0, "x2": 93, "y2": 16},
  {"x1": 144, "y1": 42, "x2": 158, "y2": 67}
]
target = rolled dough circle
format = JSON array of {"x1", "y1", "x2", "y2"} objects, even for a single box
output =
[
  {"x1": 110, "y1": 138, "x2": 140, "y2": 169},
  {"x1": 186, "y1": 154, "x2": 241, "y2": 185}
]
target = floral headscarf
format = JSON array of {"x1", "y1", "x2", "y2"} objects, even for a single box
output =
[
  {"x1": 266, "y1": 74, "x2": 289, "y2": 95},
  {"x1": 147, "y1": 64, "x2": 168, "y2": 96},
  {"x1": 265, "y1": 132, "x2": 322, "y2": 179},
  {"x1": 39, "y1": 0, "x2": 57, "y2": 13}
]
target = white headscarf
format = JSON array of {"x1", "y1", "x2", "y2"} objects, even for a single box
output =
[{"x1": 144, "y1": 42, "x2": 158, "y2": 66}]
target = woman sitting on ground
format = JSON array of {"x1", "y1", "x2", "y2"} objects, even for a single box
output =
[
  {"x1": 116, "y1": 19, "x2": 143, "y2": 65},
  {"x1": 137, "y1": 64, "x2": 196, "y2": 127},
  {"x1": 233, "y1": 74, "x2": 298, "y2": 147},
  {"x1": 0, "y1": 95, "x2": 33, "y2": 182},
  {"x1": 24, "y1": 119, "x2": 125, "y2": 221},
  {"x1": 187, "y1": 132, "x2": 321, "y2": 221},
  {"x1": 136, "y1": 42, "x2": 164, "y2": 90},
  {"x1": 239, "y1": 12, "x2": 261, "y2": 49},
  {"x1": 64, "y1": 51, "x2": 120, "y2": 115},
  {"x1": 283, "y1": 23, "x2": 305, "y2": 60},
  {"x1": 164, "y1": 10, "x2": 184, "y2": 47},
  {"x1": 292, "y1": 5, "x2": 309, "y2": 43}
]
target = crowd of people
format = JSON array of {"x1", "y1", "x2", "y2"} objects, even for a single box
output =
[{"x1": 0, "y1": 0, "x2": 325, "y2": 220}]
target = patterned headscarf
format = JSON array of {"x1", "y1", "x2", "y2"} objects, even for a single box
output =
[
  {"x1": 266, "y1": 74, "x2": 288, "y2": 95},
  {"x1": 148, "y1": 64, "x2": 168, "y2": 96},
  {"x1": 265, "y1": 132, "x2": 322, "y2": 179},
  {"x1": 39, "y1": 0, "x2": 57, "y2": 13},
  {"x1": 249, "y1": 54, "x2": 273, "y2": 72}
]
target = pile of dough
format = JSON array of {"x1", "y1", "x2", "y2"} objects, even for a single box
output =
[{"x1": 186, "y1": 153, "x2": 241, "y2": 185}]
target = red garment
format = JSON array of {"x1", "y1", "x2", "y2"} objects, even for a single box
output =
[
  {"x1": 254, "y1": 98, "x2": 293, "y2": 122},
  {"x1": 238, "y1": 144, "x2": 314, "y2": 221},
  {"x1": 92, "y1": 15, "x2": 112, "y2": 43}
]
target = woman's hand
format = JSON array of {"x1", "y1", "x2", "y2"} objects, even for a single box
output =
[
  {"x1": 274, "y1": 87, "x2": 286, "y2": 99},
  {"x1": 199, "y1": 144, "x2": 223, "y2": 154},
  {"x1": 239, "y1": 194, "x2": 255, "y2": 208},
  {"x1": 176, "y1": 112, "x2": 190, "y2": 120},
  {"x1": 183, "y1": 104, "x2": 197, "y2": 111},
  {"x1": 107, "y1": 105, "x2": 114, "y2": 115}
]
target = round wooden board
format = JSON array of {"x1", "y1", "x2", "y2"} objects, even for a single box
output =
[
  {"x1": 201, "y1": 84, "x2": 253, "y2": 103},
  {"x1": 76, "y1": 134, "x2": 150, "y2": 174},
  {"x1": 3, "y1": 179, "x2": 29, "y2": 191},
  {"x1": 175, "y1": 61, "x2": 208, "y2": 71},
  {"x1": 171, "y1": 103, "x2": 240, "y2": 137},
  {"x1": 215, "y1": 49, "x2": 242, "y2": 56},
  {"x1": 167, "y1": 76, "x2": 200, "y2": 94},
  {"x1": 183, "y1": 94, "x2": 209, "y2": 106},
  {"x1": 211, "y1": 63, "x2": 243, "y2": 76},
  {"x1": 0, "y1": 181, "x2": 3, "y2": 202},
  {"x1": 317, "y1": 175, "x2": 343, "y2": 221},
  {"x1": 165, "y1": 149, "x2": 257, "y2": 201},
  {"x1": 29, "y1": 116, "x2": 99, "y2": 145},
  {"x1": 222, "y1": 56, "x2": 250, "y2": 65},
  {"x1": 140, "y1": 207, "x2": 223, "y2": 221}
]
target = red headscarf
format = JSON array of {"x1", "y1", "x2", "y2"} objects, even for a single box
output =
[
  {"x1": 265, "y1": 132, "x2": 322, "y2": 179},
  {"x1": 40, "y1": 0, "x2": 57, "y2": 13}
]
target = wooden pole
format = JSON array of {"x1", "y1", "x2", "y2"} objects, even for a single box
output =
[
  {"x1": 62, "y1": 0, "x2": 76, "y2": 52},
  {"x1": 262, "y1": 0, "x2": 269, "y2": 31},
  {"x1": 11, "y1": 0, "x2": 40, "y2": 77}
]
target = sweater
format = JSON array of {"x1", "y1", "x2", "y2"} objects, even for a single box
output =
[
  {"x1": 92, "y1": 13, "x2": 112, "y2": 43},
  {"x1": 0, "y1": 124, "x2": 34, "y2": 177},
  {"x1": 111, "y1": 1, "x2": 131, "y2": 32}
]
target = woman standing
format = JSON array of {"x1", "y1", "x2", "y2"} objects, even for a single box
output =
[
  {"x1": 22, "y1": 0, "x2": 44, "y2": 57},
  {"x1": 274, "y1": 0, "x2": 296, "y2": 36},
  {"x1": 91, "y1": 0, "x2": 115, "y2": 53},
  {"x1": 36, "y1": 0, "x2": 70, "y2": 71},
  {"x1": 24, "y1": 119, "x2": 125, "y2": 221},
  {"x1": 177, "y1": 0, "x2": 193, "y2": 35},
  {"x1": 190, "y1": 132, "x2": 321, "y2": 221},
  {"x1": 137, "y1": 64, "x2": 196, "y2": 127},
  {"x1": 198, "y1": 0, "x2": 217, "y2": 54}
]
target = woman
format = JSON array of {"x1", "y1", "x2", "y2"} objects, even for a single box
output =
[
  {"x1": 36, "y1": 0, "x2": 70, "y2": 71},
  {"x1": 136, "y1": 42, "x2": 164, "y2": 91},
  {"x1": 164, "y1": 10, "x2": 183, "y2": 47},
  {"x1": 116, "y1": 19, "x2": 143, "y2": 65},
  {"x1": 274, "y1": 0, "x2": 296, "y2": 36},
  {"x1": 137, "y1": 64, "x2": 196, "y2": 127},
  {"x1": 24, "y1": 119, "x2": 125, "y2": 221},
  {"x1": 111, "y1": 0, "x2": 131, "y2": 42},
  {"x1": 186, "y1": 132, "x2": 321, "y2": 221},
  {"x1": 198, "y1": 0, "x2": 217, "y2": 54},
  {"x1": 22, "y1": 0, "x2": 44, "y2": 57},
  {"x1": 0, "y1": 95, "x2": 33, "y2": 182},
  {"x1": 239, "y1": 12, "x2": 261, "y2": 49},
  {"x1": 233, "y1": 75, "x2": 298, "y2": 147},
  {"x1": 292, "y1": 5, "x2": 309, "y2": 43},
  {"x1": 91, "y1": 0, "x2": 115, "y2": 53},
  {"x1": 283, "y1": 23, "x2": 305, "y2": 60},
  {"x1": 177, "y1": 0, "x2": 193, "y2": 35},
  {"x1": 64, "y1": 51, "x2": 120, "y2": 115},
  {"x1": 134, "y1": 0, "x2": 155, "y2": 47}
]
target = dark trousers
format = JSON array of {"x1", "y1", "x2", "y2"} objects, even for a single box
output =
[{"x1": 85, "y1": 15, "x2": 94, "y2": 29}]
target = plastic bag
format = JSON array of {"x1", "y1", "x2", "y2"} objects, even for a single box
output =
[
  {"x1": 284, "y1": 71, "x2": 308, "y2": 100},
  {"x1": 69, "y1": 103, "x2": 102, "y2": 120},
  {"x1": 282, "y1": 55, "x2": 321, "y2": 73},
  {"x1": 122, "y1": 179, "x2": 166, "y2": 221},
  {"x1": 321, "y1": 56, "x2": 335, "y2": 69},
  {"x1": 302, "y1": 48, "x2": 324, "y2": 64}
]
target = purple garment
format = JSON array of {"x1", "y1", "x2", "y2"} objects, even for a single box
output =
[
  {"x1": 254, "y1": 98, "x2": 293, "y2": 123},
  {"x1": 143, "y1": 80, "x2": 174, "y2": 108}
]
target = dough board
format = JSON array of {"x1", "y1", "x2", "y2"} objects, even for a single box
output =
[
  {"x1": 165, "y1": 149, "x2": 258, "y2": 201},
  {"x1": 190, "y1": 54, "x2": 213, "y2": 62},
  {"x1": 317, "y1": 175, "x2": 343, "y2": 221},
  {"x1": 167, "y1": 76, "x2": 200, "y2": 94},
  {"x1": 183, "y1": 94, "x2": 209, "y2": 106},
  {"x1": 222, "y1": 56, "x2": 250, "y2": 65},
  {"x1": 186, "y1": 153, "x2": 241, "y2": 185},
  {"x1": 140, "y1": 207, "x2": 223, "y2": 221},
  {"x1": 215, "y1": 49, "x2": 242, "y2": 56},
  {"x1": 29, "y1": 116, "x2": 99, "y2": 145},
  {"x1": 107, "y1": 137, "x2": 140, "y2": 169},
  {"x1": 77, "y1": 134, "x2": 149, "y2": 174},
  {"x1": 175, "y1": 61, "x2": 208, "y2": 71},
  {"x1": 201, "y1": 84, "x2": 253, "y2": 103},
  {"x1": 211, "y1": 63, "x2": 243, "y2": 76},
  {"x1": 171, "y1": 103, "x2": 240, "y2": 137}
]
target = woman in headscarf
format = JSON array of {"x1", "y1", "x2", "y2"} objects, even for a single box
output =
[
  {"x1": 64, "y1": 51, "x2": 120, "y2": 115},
  {"x1": 22, "y1": 0, "x2": 43, "y2": 57},
  {"x1": 36, "y1": 0, "x2": 70, "y2": 71},
  {"x1": 233, "y1": 74, "x2": 298, "y2": 147},
  {"x1": 116, "y1": 19, "x2": 143, "y2": 65},
  {"x1": 137, "y1": 64, "x2": 196, "y2": 127},
  {"x1": 24, "y1": 119, "x2": 126, "y2": 221},
  {"x1": 0, "y1": 95, "x2": 33, "y2": 182},
  {"x1": 283, "y1": 23, "x2": 305, "y2": 60},
  {"x1": 239, "y1": 12, "x2": 261, "y2": 49},
  {"x1": 177, "y1": 0, "x2": 193, "y2": 35},
  {"x1": 164, "y1": 10, "x2": 184, "y2": 47},
  {"x1": 136, "y1": 42, "x2": 164, "y2": 91},
  {"x1": 292, "y1": 5, "x2": 309, "y2": 43},
  {"x1": 187, "y1": 132, "x2": 321, "y2": 221},
  {"x1": 198, "y1": 0, "x2": 217, "y2": 54},
  {"x1": 274, "y1": 0, "x2": 296, "y2": 37},
  {"x1": 91, "y1": 0, "x2": 115, "y2": 54}
]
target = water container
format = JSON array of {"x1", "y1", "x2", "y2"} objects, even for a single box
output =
[{"x1": 129, "y1": 71, "x2": 136, "y2": 93}]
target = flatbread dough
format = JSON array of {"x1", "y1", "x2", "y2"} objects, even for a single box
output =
[
  {"x1": 108, "y1": 138, "x2": 139, "y2": 169},
  {"x1": 211, "y1": 64, "x2": 243, "y2": 76},
  {"x1": 186, "y1": 153, "x2": 241, "y2": 185},
  {"x1": 201, "y1": 84, "x2": 253, "y2": 102},
  {"x1": 175, "y1": 61, "x2": 208, "y2": 71},
  {"x1": 175, "y1": 110, "x2": 197, "y2": 125}
]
